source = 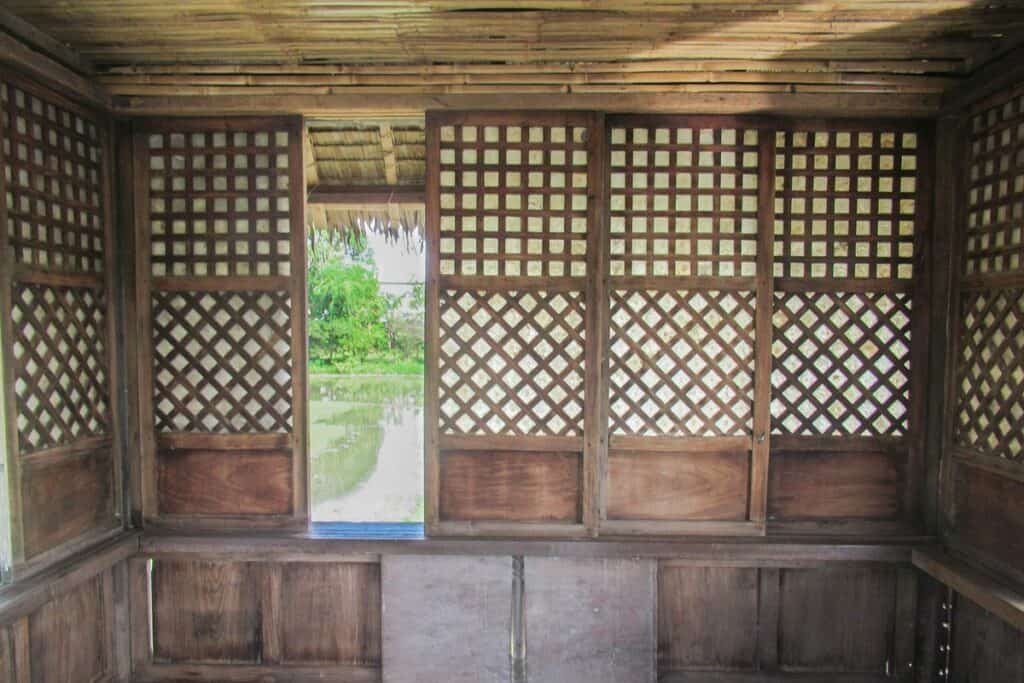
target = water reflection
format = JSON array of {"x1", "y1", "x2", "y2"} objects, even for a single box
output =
[{"x1": 310, "y1": 374, "x2": 424, "y2": 522}]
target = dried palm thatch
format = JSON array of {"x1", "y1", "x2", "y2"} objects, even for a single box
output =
[{"x1": 305, "y1": 120, "x2": 426, "y2": 250}]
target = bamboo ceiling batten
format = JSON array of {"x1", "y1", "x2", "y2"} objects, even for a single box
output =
[{"x1": 4, "y1": 1, "x2": 1024, "y2": 117}]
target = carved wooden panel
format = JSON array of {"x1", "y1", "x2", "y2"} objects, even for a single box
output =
[
  {"x1": 964, "y1": 85, "x2": 1024, "y2": 275},
  {"x1": 151, "y1": 290, "x2": 292, "y2": 433},
  {"x1": 609, "y1": 123, "x2": 760, "y2": 277},
  {"x1": 146, "y1": 128, "x2": 293, "y2": 277},
  {"x1": 10, "y1": 283, "x2": 110, "y2": 452},
  {"x1": 609, "y1": 289, "x2": 755, "y2": 436},
  {"x1": 438, "y1": 289, "x2": 585, "y2": 437},
  {"x1": 437, "y1": 120, "x2": 590, "y2": 278},
  {"x1": 1, "y1": 80, "x2": 106, "y2": 274},
  {"x1": 771, "y1": 291, "x2": 913, "y2": 436},
  {"x1": 954, "y1": 288, "x2": 1024, "y2": 461},
  {"x1": 774, "y1": 127, "x2": 919, "y2": 281}
]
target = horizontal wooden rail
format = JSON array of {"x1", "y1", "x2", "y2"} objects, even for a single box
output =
[{"x1": 913, "y1": 548, "x2": 1024, "y2": 631}]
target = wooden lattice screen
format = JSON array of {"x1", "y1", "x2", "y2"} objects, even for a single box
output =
[
  {"x1": 947, "y1": 84, "x2": 1024, "y2": 579},
  {"x1": 133, "y1": 118, "x2": 307, "y2": 527},
  {"x1": 603, "y1": 116, "x2": 773, "y2": 534},
  {"x1": 426, "y1": 113, "x2": 931, "y2": 537},
  {"x1": 769, "y1": 123, "x2": 929, "y2": 531},
  {"x1": 0, "y1": 70, "x2": 121, "y2": 572},
  {"x1": 426, "y1": 112, "x2": 603, "y2": 536}
]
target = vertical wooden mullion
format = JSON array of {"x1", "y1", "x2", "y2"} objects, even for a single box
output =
[
  {"x1": 892, "y1": 566, "x2": 918, "y2": 677},
  {"x1": 259, "y1": 563, "x2": 283, "y2": 664},
  {"x1": 11, "y1": 617, "x2": 29, "y2": 683},
  {"x1": 750, "y1": 130, "x2": 777, "y2": 528},
  {"x1": 128, "y1": 557, "x2": 152, "y2": 673},
  {"x1": 906, "y1": 121, "x2": 936, "y2": 530},
  {"x1": 756, "y1": 567, "x2": 781, "y2": 673},
  {"x1": 423, "y1": 111, "x2": 443, "y2": 534},
  {"x1": 584, "y1": 111, "x2": 608, "y2": 534},
  {"x1": 938, "y1": 114, "x2": 970, "y2": 541},
  {"x1": 133, "y1": 130, "x2": 158, "y2": 523},
  {"x1": 0, "y1": 75, "x2": 25, "y2": 568},
  {"x1": 287, "y1": 116, "x2": 309, "y2": 524}
]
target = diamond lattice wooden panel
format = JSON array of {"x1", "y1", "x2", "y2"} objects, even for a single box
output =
[
  {"x1": 609, "y1": 289, "x2": 756, "y2": 436},
  {"x1": 774, "y1": 129, "x2": 919, "y2": 280},
  {"x1": 151, "y1": 290, "x2": 293, "y2": 432},
  {"x1": 954, "y1": 288, "x2": 1024, "y2": 461},
  {"x1": 964, "y1": 88, "x2": 1024, "y2": 275},
  {"x1": 438, "y1": 122, "x2": 590, "y2": 278},
  {"x1": 771, "y1": 291, "x2": 912, "y2": 436},
  {"x1": 439, "y1": 289, "x2": 585, "y2": 436},
  {"x1": 147, "y1": 129, "x2": 292, "y2": 277},
  {"x1": 0, "y1": 80, "x2": 106, "y2": 274},
  {"x1": 10, "y1": 283, "x2": 110, "y2": 453},
  {"x1": 609, "y1": 125, "x2": 760, "y2": 277}
]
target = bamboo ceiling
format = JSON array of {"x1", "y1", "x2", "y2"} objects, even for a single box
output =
[{"x1": 5, "y1": 1, "x2": 1024, "y2": 103}]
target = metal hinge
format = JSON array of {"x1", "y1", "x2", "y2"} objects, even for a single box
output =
[{"x1": 936, "y1": 586, "x2": 955, "y2": 680}]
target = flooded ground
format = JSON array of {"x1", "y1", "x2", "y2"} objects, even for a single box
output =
[{"x1": 310, "y1": 374, "x2": 424, "y2": 522}]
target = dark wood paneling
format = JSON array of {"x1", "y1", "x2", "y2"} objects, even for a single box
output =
[
  {"x1": 151, "y1": 560, "x2": 260, "y2": 663},
  {"x1": 609, "y1": 451, "x2": 750, "y2": 521},
  {"x1": 280, "y1": 563, "x2": 381, "y2": 665},
  {"x1": 952, "y1": 465, "x2": 1024, "y2": 577},
  {"x1": 768, "y1": 450, "x2": 905, "y2": 520},
  {"x1": 658, "y1": 565, "x2": 759, "y2": 671},
  {"x1": 439, "y1": 451, "x2": 581, "y2": 523},
  {"x1": 157, "y1": 450, "x2": 292, "y2": 516},
  {"x1": 778, "y1": 567, "x2": 896, "y2": 673},
  {"x1": 28, "y1": 576, "x2": 108, "y2": 683},
  {"x1": 20, "y1": 450, "x2": 115, "y2": 559},
  {"x1": 951, "y1": 595, "x2": 1024, "y2": 683}
]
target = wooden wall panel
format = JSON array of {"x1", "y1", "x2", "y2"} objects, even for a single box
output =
[
  {"x1": 439, "y1": 451, "x2": 580, "y2": 523},
  {"x1": 139, "y1": 557, "x2": 382, "y2": 680},
  {"x1": 608, "y1": 451, "x2": 749, "y2": 522},
  {"x1": 20, "y1": 449, "x2": 114, "y2": 559},
  {"x1": 133, "y1": 117, "x2": 307, "y2": 528},
  {"x1": 27, "y1": 575, "x2": 108, "y2": 683},
  {"x1": 279, "y1": 562, "x2": 381, "y2": 665},
  {"x1": 157, "y1": 450, "x2": 291, "y2": 516},
  {"x1": 767, "y1": 450, "x2": 905, "y2": 520},
  {"x1": 151, "y1": 560, "x2": 261, "y2": 663},
  {"x1": 658, "y1": 566, "x2": 759, "y2": 671},
  {"x1": 950, "y1": 464, "x2": 1024, "y2": 578},
  {"x1": 658, "y1": 562, "x2": 914, "y2": 679},
  {"x1": 0, "y1": 67, "x2": 122, "y2": 574},
  {"x1": 778, "y1": 567, "x2": 896, "y2": 674},
  {"x1": 950, "y1": 595, "x2": 1024, "y2": 683}
]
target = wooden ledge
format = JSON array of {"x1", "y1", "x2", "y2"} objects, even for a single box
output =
[
  {"x1": 913, "y1": 548, "x2": 1024, "y2": 632},
  {"x1": 0, "y1": 531, "x2": 139, "y2": 625},
  {"x1": 141, "y1": 528, "x2": 929, "y2": 566}
]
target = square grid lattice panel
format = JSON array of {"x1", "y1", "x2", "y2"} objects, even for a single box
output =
[
  {"x1": 609, "y1": 123, "x2": 760, "y2": 277},
  {"x1": 955, "y1": 288, "x2": 1024, "y2": 461},
  {"x1": 609, "y1": 289, "x2": 756, "y2": 437},
  {"x1": 771, "y1": 291, "x2": 912, "y2": 436},
  {"x1": 10, "y1": 283, "x2": 110, "y2": 453},
  {"x1": 964, "y1": 87, "x2": 1024, "y2": 275},
  {"x1": 774, "y1": 128, "x2": 919, "y2": 281},
  {"x1": 151, "y1": 290, "x2": 293, "y2": 433},
  {"x1": 1, "y1": 80, "x2": 106, "y2": 274},
  {"x1": 147, "y1": 129, "x2": 293, "y2": 277},
  {"x1": 439, "y1": 289, "x2": 586, "y2": 437},
  {"x1": 437, "y1": 120, "x2": 590, "y2": 278}
]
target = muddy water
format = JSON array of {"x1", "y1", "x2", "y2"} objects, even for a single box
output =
[{"x1": 309, "y1": 374, "x2": 424, "y2": 522}]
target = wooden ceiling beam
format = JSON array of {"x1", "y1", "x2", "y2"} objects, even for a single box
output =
[
  {"x1": 308, "y1": 184, "x2": 425, "y2": 205},
  {"x1": 0, "y1": 31, "x2": 110, "y2": 109},
  {"x1": 113, "y1": 90, "x2": 941, "y2": 119}
]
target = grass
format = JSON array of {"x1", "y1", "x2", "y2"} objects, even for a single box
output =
[{"x1": 310, "y1": 354, "x2": 424, "y2": 376}]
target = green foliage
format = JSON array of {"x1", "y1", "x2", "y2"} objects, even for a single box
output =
[{"x1": 307, "y1": 227, "x2": 424, "y2": 371}]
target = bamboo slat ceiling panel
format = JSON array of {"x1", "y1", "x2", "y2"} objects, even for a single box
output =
[{"x1": 7, "y1": 2, "x2": 1024, "y2": 100}]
